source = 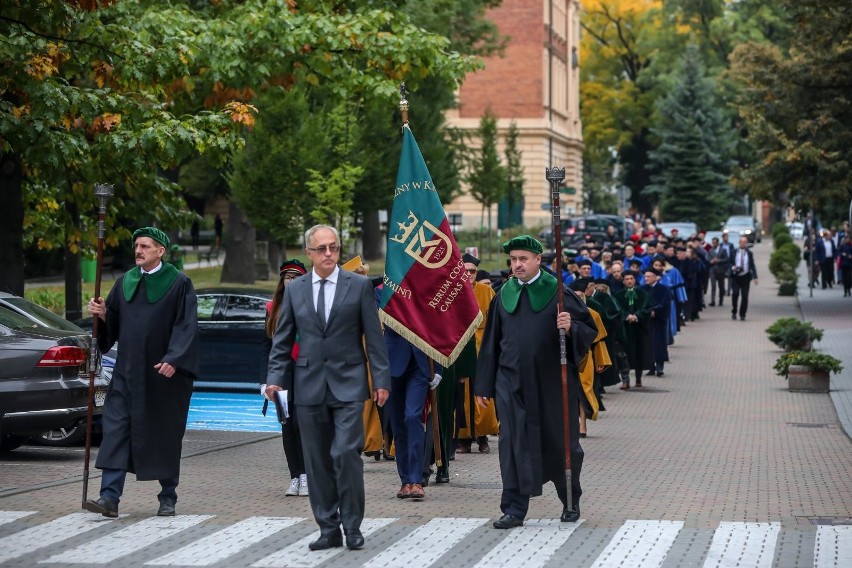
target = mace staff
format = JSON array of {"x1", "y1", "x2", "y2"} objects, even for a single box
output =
[
  {"x1": 546, "y1": 166, "x2": 573, "y2": 509},
  {"x1": 82, "y1": 182, "x2": 113, "y2": 507}
]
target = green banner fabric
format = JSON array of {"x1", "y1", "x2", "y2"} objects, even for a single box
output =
[{"x1": 379, "y1": 125, "x2": 482, "y2": 367}]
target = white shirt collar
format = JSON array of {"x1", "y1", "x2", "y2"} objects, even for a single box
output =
[
  {"x1": 520, "y1": 270, "x2": 542, "y2": 286},
  {"x1": 312, "y1": 265, "x2": 340, "y2": 284},
  {"x1": 141, "y1": 262, "x2": 163, "y2": 275}
]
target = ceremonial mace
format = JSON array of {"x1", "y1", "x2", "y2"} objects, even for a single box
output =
[
  {"x1": 82, "y1": 182, "x2": 113, "y2": 507},
  {"x1": 546, "y1": 166, "x2": 573, "y2": 511},
  {"x1": 399, "y1": 82, "x2": 443, "y2": 468}
]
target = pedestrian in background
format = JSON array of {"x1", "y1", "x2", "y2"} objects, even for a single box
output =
[
  {"x1": 838, "y1": 233, "x2": 852, "y2": 297},
  {"x1": 85, "y1": 227, "x2": 199, "y2": 518},
  {"x1": 262, "y1": 258, "x2": 309, "y2": 497},
  {"x1": 730, "y1": 236, "x2": 758, "y2": 321},
  {"x1": 266, "y1": 225, "x2": 390, "y2": 551}
]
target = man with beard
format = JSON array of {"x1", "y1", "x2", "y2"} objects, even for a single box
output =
[
  {"x1": 85, "y1": 227, "x2": 199, "y2": 518},
  {"x1": 475, "y1": 235, "x2": 597, "y2": 528}
]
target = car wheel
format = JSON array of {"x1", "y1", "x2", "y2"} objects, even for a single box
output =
[
  {"x1": 35, "y1": 421, "x2": 93, "y2": 447},
  {"x1": 0, "y1": 434, "x2": 27, "y2": 453}
]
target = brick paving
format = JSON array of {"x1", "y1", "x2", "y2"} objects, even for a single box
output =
[{"x1": 2, "y1": 239, "x2": 851, "y2": 567}]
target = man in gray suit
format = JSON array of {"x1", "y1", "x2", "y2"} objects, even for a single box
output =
[
  {"x1": 707, "y1": 236, "x2": 731, "y2": 306},
  {"x1": 266, "y1": 225, "x2": 391, "y2": 551}
]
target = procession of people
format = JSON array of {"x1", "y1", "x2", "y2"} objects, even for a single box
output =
[{"x1": 83, "y1": 218, "x2": 763, "y2": 550}]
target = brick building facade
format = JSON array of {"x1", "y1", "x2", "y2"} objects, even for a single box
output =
[{"x1": 445, "y1": 0, "x2": 584, "y2": 231}]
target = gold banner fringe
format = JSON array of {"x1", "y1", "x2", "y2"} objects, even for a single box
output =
[{"x1": 379, "y1": 309, "x2": 483, "y2": 368}]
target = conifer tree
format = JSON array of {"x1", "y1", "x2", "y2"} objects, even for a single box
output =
[{"x1": 646, "y1": 45, "x2": 737, "y2": 229}]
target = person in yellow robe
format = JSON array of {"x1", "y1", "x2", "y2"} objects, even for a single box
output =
[
  {"x1": 455, "y1": 253, "x2": 498, "y2": 454},
  {"x1": 568, "y1": 278, "x2": 611, "y2": 437},
  {"x1": 341, "y1": 256, "x2": 391, "y2": 460}
]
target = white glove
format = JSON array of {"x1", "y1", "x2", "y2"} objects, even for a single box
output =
[
  {"x1": 429, "y1": 373, "x2": 443, "y2": 391},
  {"x1": 260, "y1": 384, "x2": 268, "y2": 399}
]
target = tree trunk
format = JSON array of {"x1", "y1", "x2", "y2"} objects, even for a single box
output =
[
  {"x1": 479, "y1": 205, "x2": 485, "y2": 254},
  {"x1": 64, "y1": 200, "x2": 83, "y2": 321},
  {"x1": 0, "y1": 152, "x2": 25, "y2": 295},
  {"x1": 220, "y1": 201, "x2": 256, "y2": 284},
  {"x1": 487, "y1": 204, "x2": 493, "y2": 260},
  {"x1": 267, "y1": 239, "x2": 284, "y2": 275},
  {"x1": 361, "y1": 210, "x2": 383, "y2": 261}
]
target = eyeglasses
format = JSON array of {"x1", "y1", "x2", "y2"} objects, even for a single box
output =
[{"x1": 307, "y1": 244, "x2": 340, "y2": 254}]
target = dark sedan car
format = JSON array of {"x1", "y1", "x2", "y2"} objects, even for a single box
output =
[
  {"x1": 0, "y1": 307, "x2": 108, "y2": 452},
  {"x1": 77, "y1": 288, "x2": 274, "y2": 392},
  {"x1": 195, "y1": 288, "x2": 272, "y2": 391}
]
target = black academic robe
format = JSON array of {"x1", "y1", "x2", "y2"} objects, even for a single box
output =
[
  {"x1": 587, "y1": 292, "x2": 623, "y2": 387},
  {"x1": 96, "y1": 272, "x2": 199, "y2": 480},
  {"x1": 613, "y1": 286, "x2": 653, "y2": 372},
  {"x1": 642, "y1": 282, "x2": 670, "y2": 364},
  {"x1": 475, "y1": 284, "x2": 597, "y2": 498}
]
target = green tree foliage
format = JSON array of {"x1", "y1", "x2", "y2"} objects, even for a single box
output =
[
  {"x1": 646, "y1": 45, "x2": 736, "y2": 228},
  {"x1": 0, "y1": 0, "x2": 479, "y2": 296},
  {"x1": 464, "y1": 109, "x2": 507, "y2": 257},
  {"x1": 500, "y1": 121, "x2": 525, "y2": 228},
  {"x1": 728, "y1": 0, "x2": 852, "y2": 218},
  {"x1": 228, "y1": 87, "x2": 329, "y2": 249}
]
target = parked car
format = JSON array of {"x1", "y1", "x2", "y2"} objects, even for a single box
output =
[
  {"x1": 0, "y1": 292, "x2": 111, "y2": 447},
  {"x1": 77, "y1": 288, "x2": 273, "y2": 392},
  {"x1": 0, "y1": 306, "x2": 108, "y2": 452},
  {"x1": 195, "y1": 288, "x2": 272, "y2": 391},
  {"x1": 658, "y1": 221, "x2": 699, "y2": 238},
  {"x1": 723, "y1": 215, "x2": 762, "y2": 243},
  {"x1": 540, "y1": 214, "x2": 628, "y2": 248}
]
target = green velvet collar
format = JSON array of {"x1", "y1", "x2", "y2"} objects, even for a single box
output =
[
  {"x1": 500, "y1": 269, "x2": 557, "y2": 314},
  {"x1": 122, "y1": 263, "x2": 179, "y2": 304}
]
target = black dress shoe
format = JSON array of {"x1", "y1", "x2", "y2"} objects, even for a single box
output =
[
  {"x1": 83, "y1": 497, "x2": 118, "y2": 518},
  {"x1": 731, "y1": 313, "x2": 736, "y2": 320},
  {"x1": 435, "y1": 471, "x2": 450, "y2": 483},
  {"x1": 157, "y1": 497, "x2": 176, "y2": 517},
  {"x1": 493, "y1": 514, "x2": 524, "y2": 529},
  {"x1": 344, "y1": 528, "x2": 364, "y2": 550},
  {"x1": 421, "y1": 475, "x2": 430, "y2": 487},
  {"x1": 309, "y1": 532, "x2": 343, "y2": 551},
  {"x1": 561, "y1": 506, "x2": 580, "y2": 523}
]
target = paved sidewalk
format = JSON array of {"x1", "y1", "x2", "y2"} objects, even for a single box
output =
[
  {"x1": 2, "y1": 239, "x2": 851, "y2": 567},
  {"x1": 795, "y1": 260, "x2": 852, "y2": 438}
]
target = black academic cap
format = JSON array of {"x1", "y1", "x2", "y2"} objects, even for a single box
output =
[{"x1": 462, "y1": 252, "x2": 481, "y2": 266}]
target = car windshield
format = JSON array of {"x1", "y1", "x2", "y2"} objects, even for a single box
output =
[
  {"x1": 3, "y1": 296, "x2": 84, "y2": 332},
  {"x1": 727, "y1": 217, "x2": 752, "y2": 224}
]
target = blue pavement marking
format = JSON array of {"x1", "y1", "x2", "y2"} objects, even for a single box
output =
[{"x1": 187, "y1": 392, "x2": 281, "y2": 433}]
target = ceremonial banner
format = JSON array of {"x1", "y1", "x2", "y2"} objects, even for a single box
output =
[{"x1": 379, "y1": 125, "x2": 482, "y2": 367}]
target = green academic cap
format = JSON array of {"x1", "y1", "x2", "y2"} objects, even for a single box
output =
[
  {"x1": 132, "y1": 227, "x2": 170, "y2": 249},
  {"x1": 502, "y1": 234, "x2": 543, "y2": 255}
]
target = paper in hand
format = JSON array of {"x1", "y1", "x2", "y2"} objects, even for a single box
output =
[{"x1": 273, "y1": 389, "x2": 290, "y2": 423}]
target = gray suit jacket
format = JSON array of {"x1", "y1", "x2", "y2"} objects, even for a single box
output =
[{"x1": 266, "y1": 269, "x2": 391, "y2": 405}]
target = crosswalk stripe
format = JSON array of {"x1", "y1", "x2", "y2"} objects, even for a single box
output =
[
  {"x1": 39, "y1": 515, "x2": 213, "y2": 564},
  {"x1": 590, "y1": 519, "x2": 684, "y2": 568},
  {"x1": 362, "y1": 517, "x2": 488, "y2": 568},
  {"x1": 814, "y1": 525, "x2": 852, "y2": 568},
  {"x1": 251, "y1": 517, "x2": 397, "y2": 568},
  {"x1": 471, "y1": 518, "x2": 583, "y2": 568},
  {"x1": 703, "y1": 522, "x2": 780, "y2": 568},
  {"x1": 0, "y1": 513, "x2": 116, "y2": 563},
  {"x1": 0, "y1": 510, "x2": 36, "y2": 526},
  {"x1": 146, "y1": 516, "x2": 303, "y2": 566}
]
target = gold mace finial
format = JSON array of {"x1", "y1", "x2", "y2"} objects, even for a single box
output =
[{"x1": 398, "y1": 82, "x2": 409, "y2": 127}]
